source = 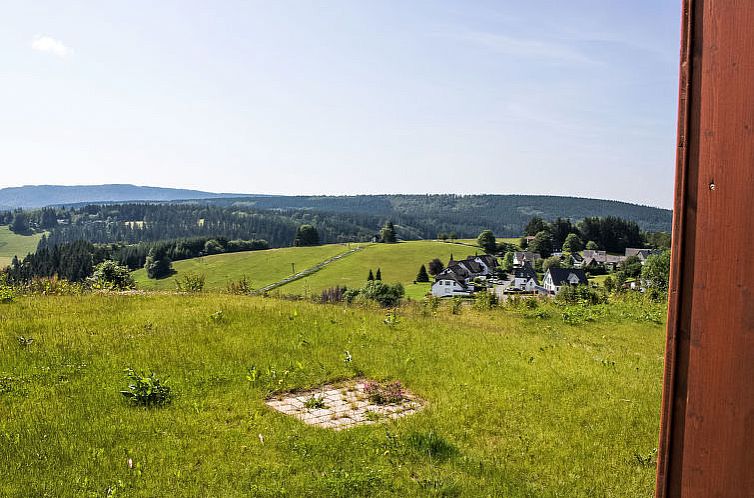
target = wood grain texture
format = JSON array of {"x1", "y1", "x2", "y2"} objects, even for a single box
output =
[{"x1": 656, "y1": 1, "x2": 754, "y2": 496}]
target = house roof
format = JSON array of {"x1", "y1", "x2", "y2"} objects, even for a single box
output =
[
  {"x1": 514, "y1": 251, "x2": 542, "y2": 261},
  {"x1": 625, "y1": 248, "x2": 660, "y2": 259},
  {"x1": 475, "y1": 254, "x2": 498, "y2": 268},
  {"x1": 582, "y1": 250, "x2": 607, "y2": 262},
  {"x1": 513, "y1": 265, "x2": 540, "y2": 285},
  {"x1": 434, "y1": 268, "x2": 468, "y2": 288},
  {"x1": 459, "y1": 259, "x2": 484, "y2": 274},
  {"x1": 545, "y1": 267, "x2": 588, "y2": 286}
]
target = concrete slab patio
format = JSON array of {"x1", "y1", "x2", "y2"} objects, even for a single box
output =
[{"x1": 265, "y1": 380, "x2": 423, "y2": 430}]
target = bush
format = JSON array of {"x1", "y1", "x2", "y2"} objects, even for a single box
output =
[
  {"x1": 21, "y1": 276, "x2": 84, "y2": 296},
  {"x1": 0, "y1": 287, "x2": 14, "y2": 304},
  {"x1": 450, "y1": 297, "x2": 463, "y2": 315},
  {"x1": 227, "y1": 275, "x2": 253, "y2": 294},
  {"x1": 88, "y1": 260, "x2": 136, "y2": 291},
  {"x1": 175, "y1": 273, "x2": 205, "y2": 292},
  {"x1": 474, "y1": 291, "x2": 498, "y2": 310},
  {"x1": 0, "y1": 275, "x2": 14, "y2": 303},
  {"x1": 360, "y1": 281, "x2": 404, "y2": 307},
  {"x1": 557, "y1": 285, "x2": 606, "y2": 305},
  {"x1": 343, "y1": 288, "x2": 360, "y2": 304},
  {"x1": 120, "y1": 368, "x2": 173, "y2": 407}
]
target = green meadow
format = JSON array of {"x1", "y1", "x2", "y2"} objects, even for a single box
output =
[
  {"x1": 0, "y1": 293, "x2": 664, "y2": 497},
  {"x1": 278, "y1": 241, "x2": 481, "y2": 298},
  {"x1": 0, "y1": 226, "x2": 44, "y2": 268},
  {"x1": 132, "y1": 244, "x2": 355, "y2": 291},
  {"x1": 131, "y1": 241, "x2": 485, "y2": 300}
]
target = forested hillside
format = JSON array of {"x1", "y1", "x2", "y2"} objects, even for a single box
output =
[{"x1": 185, "y1": 194, "x2": 672, "y2": 235}]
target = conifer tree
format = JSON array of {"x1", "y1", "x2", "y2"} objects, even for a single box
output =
[
  {"x1": 367, "y1": 269, "x2": 374, "y2": 281},
  {"x1": 415, "y1": 264, "x2": 430, "y2": 282},
  {"x1": 375, "y1": 268, "x2": 382, "y2": 280}
]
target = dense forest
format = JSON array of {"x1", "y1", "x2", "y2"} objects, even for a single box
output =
[
  {"x1": 195, "y1": 194, "x2": 672, "y2": 235},
  {"x1": 3, "y1": 194, "x2": 671, "y2": 248},
  {"x1": 1, "y1": 194, "x2": 672, "y2": 283}
]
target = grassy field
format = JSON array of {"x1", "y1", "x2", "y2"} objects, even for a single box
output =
[
  {"x1": 278, "y1": 241, "x2": 482, "y2": 298},
  {"x1": 132, "y1": 244, "x2": 356, "y2": 291},
  {"x1": 0, "y1": 227, "x2": 44, "y2": 268},
  {"x1": 0, "y1": 293, "x2": 664, "y2": 497}
]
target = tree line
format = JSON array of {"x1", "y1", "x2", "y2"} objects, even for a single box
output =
[{"x1": 5, "y1": 236, "x2": 269, "y2": 283}]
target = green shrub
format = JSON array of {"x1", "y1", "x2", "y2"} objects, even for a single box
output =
[
  {"x1": 175, "y1": 273, "x2": 205, "y2": 292},
  {"x1": 474, "y1": 291, "x2": 498, "y2": 310},
  {"x1": 120, "y1": 368, "x2": 173, "y2": 407},
  {"x1": 557, "y1": 285, "x2": 606, "y2": 305},
  {"x1": 88, "y1": 260, "x2": 136, "y2": 291},
  {"x1": 360, "y1": 281, "x2": 404, "y2": 307},
  {"x1": 227, "y1": 275, "x2": 252, "y2": 294},
  {"x1": 22, "y1": 276, "x2": 84, "y2": 296},
  {"x1": 0, "y1": 286, "x2": 14, "y2": 304},
  {"x1": 450, "y1": 297, "x2": 463, "y2": 315}
]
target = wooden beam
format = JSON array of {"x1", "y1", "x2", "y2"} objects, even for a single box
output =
[{"x1": 656, "y1": 0, "x2": 754, "y2": 496}]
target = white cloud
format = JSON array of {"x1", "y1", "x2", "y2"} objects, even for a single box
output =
[
  {"x1": 453, "y1": 31, "x2": 597, "y2": 65},
  {"x1": 31, "y1": 35, "x2": 71, "y2": 57}
]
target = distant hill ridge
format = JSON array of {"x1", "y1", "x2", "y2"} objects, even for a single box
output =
[
  {"x1": 0, "y1": 185, "x2": 672, "y2": 234},
  {"x1": 0, "y1": 184, "x2": 255, "y2": 209}
]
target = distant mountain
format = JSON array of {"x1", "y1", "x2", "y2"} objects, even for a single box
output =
[{"x1": 0, "y1": 184, "x2": 257, "y2": 209}]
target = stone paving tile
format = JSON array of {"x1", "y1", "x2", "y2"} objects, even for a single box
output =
[{"x1": 265, "y1": 380, "x2": 423, "y2": 430}]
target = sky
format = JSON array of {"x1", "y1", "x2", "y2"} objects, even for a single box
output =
[{"x1": 0, "y1": 1, "x2": 681, "y2": 208}]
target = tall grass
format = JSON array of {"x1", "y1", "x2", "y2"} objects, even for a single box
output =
[{"x1": 0, "y1": 293, "x2": 664, "y2": 496}]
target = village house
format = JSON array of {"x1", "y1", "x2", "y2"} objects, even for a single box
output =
[
  {"x1": 581, "y1": 250, "x2": 626, "y2": 272},
  {"x1": 570, "y1": 252, "x2": 585, "y2": 268},
  {"x1": 492, "y1": 265, "x2": 540, "y2": 298},
  {"x1": 431, "y1": 255, "x2": 499, "y2": 297},
  {"x1": 542, "y1": 267, "x2": 588, "y2": 295},
  {"x1": 512, "y1": 251, "x2": 541, "y2": 268},
  {"x1": 625, "y1": 248, "x2": 661, "y2": 263}
]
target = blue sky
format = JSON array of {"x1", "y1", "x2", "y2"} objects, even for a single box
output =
[{"x1": 1, "y1": 1, "x2": 680, "y2": 207}]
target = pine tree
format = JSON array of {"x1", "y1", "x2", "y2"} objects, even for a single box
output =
[
  {"x1": 367, "y1": 269, "x2": 374, "y2": 281},
  {"x1": 375, "y1": 268, "x2": 382, "y2": 280},
  {"x1": 415, "y1": 264, "x2": 430, "y2": 282}
]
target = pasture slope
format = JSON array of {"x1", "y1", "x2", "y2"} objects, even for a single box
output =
[
  {"x1": 132, "y1": 244, "x2": 356, "y2": 291},
  {"x1": 0, "y1": 293, "x2": 664, "y2": 496},
  {"x1": 277, "y1": 240, "x2": 482, "y2": 299},
  {"x1": 0, "y1": 226, "x2": 44, "y2": 268},
  {"x1": 132, "y1": 241, "x2": 485, "y2": 299}
]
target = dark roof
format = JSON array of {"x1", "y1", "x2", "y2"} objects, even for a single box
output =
[
  {"x1": 512, "y1": 266, "x2": 539, "y2": 284},
  {"x1": 476, "y1": 254, "x2": 498, "y2": 268},
  {"x1": 464, "y1": 260, "x2": 486, "y2": 273},
  {"x1": 546, "y1": 268, "x2": 588, "y2": 286},
  {"x1": 434, "y1": 268, "x2": 468, "y2": 288}
]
